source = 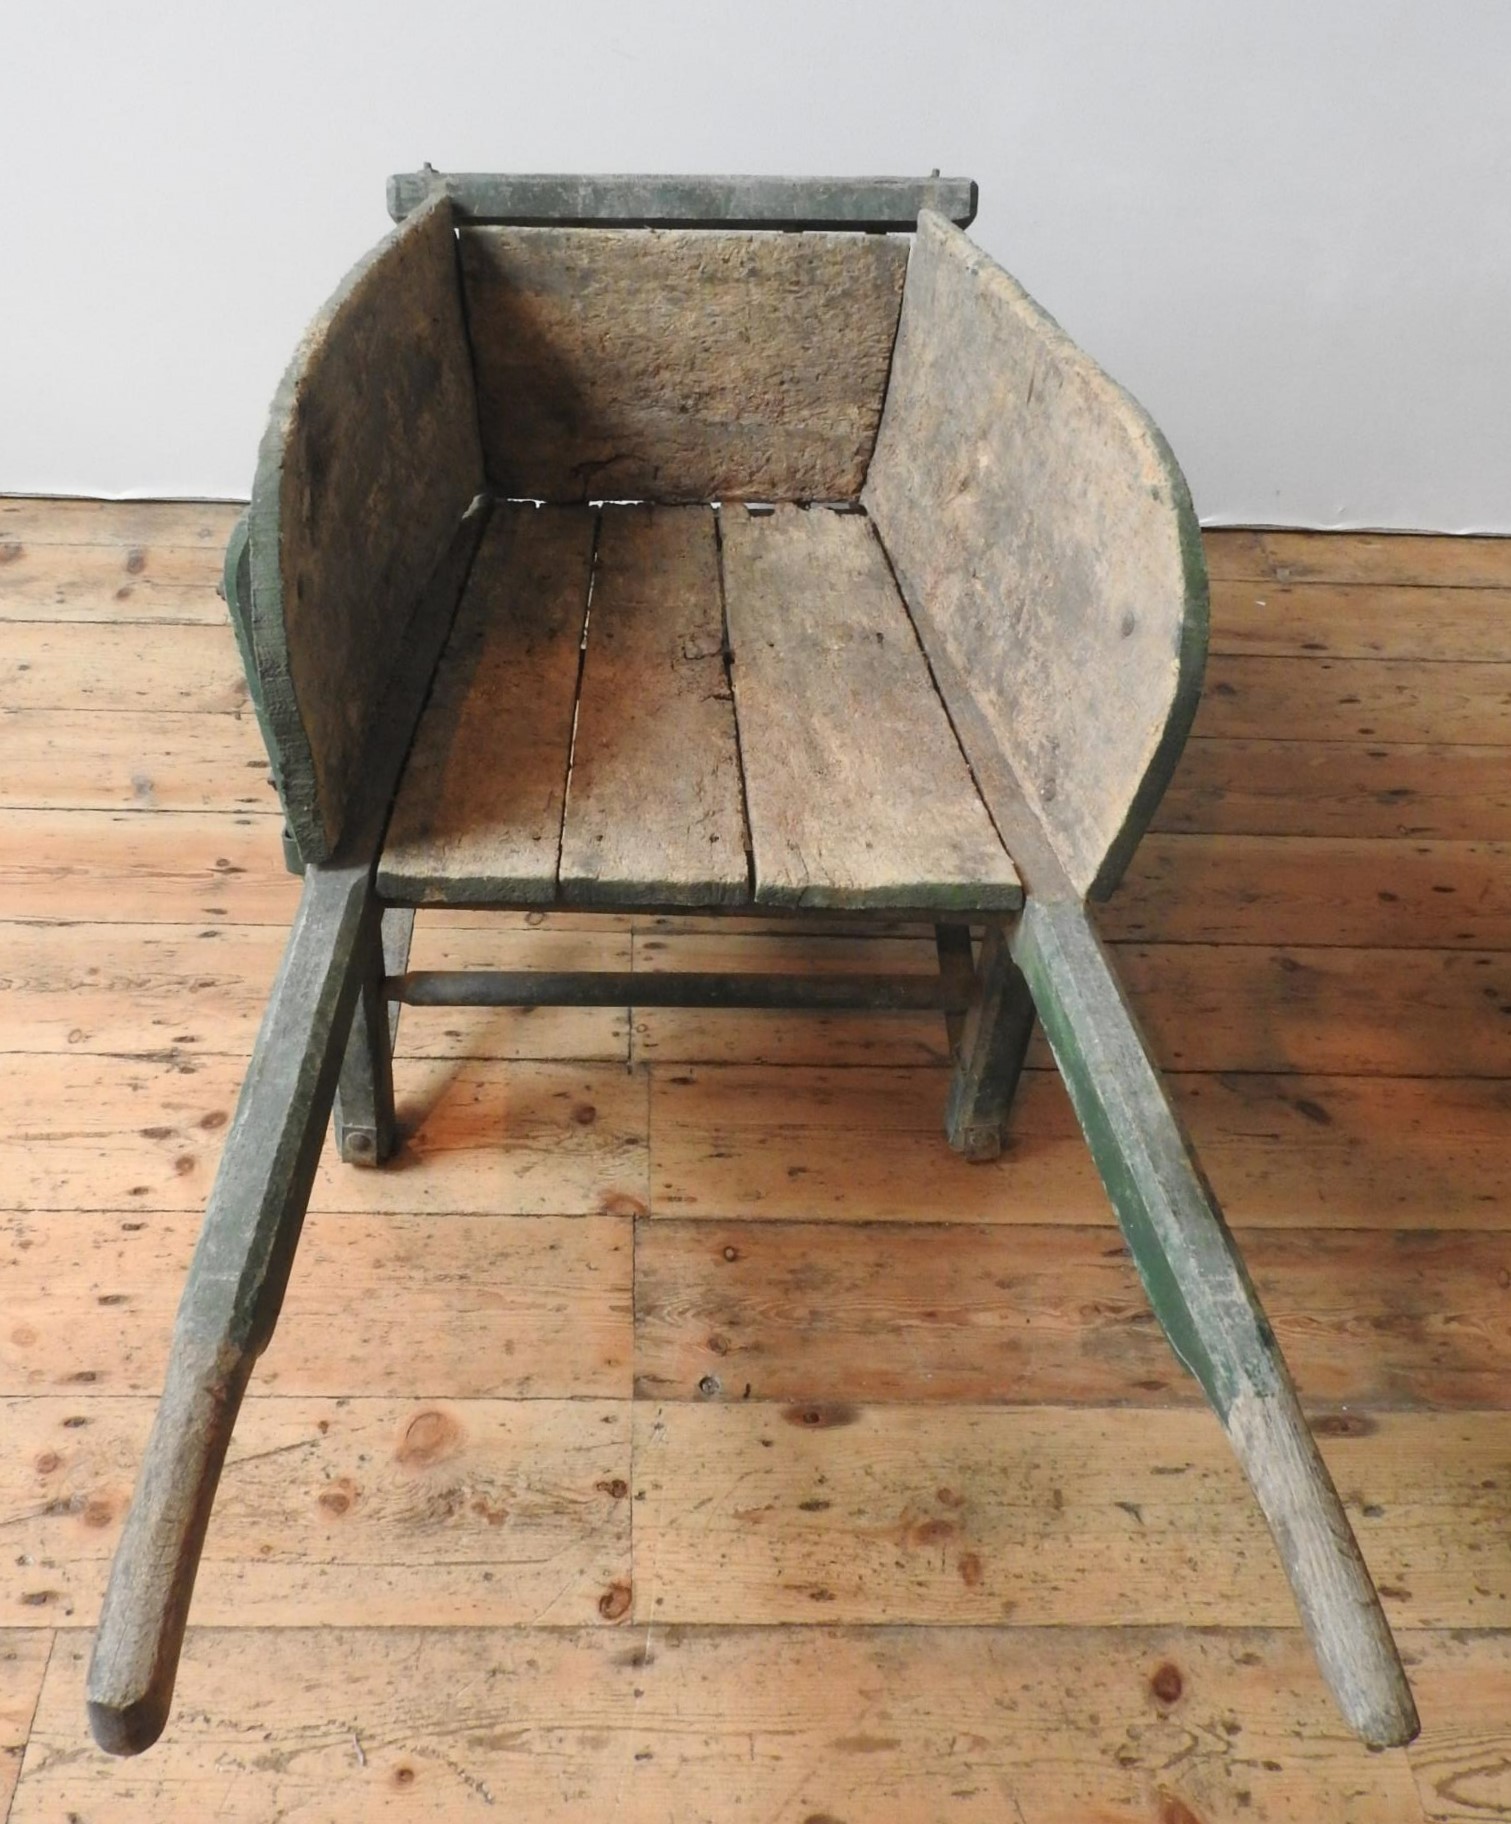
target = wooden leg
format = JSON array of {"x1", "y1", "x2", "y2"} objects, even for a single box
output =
[
  {"x1": 1012, "y1": 895, "x2": 1419, "y2": 1749},
  {"x1": 943, "y1": 924, "x2": 1036, "y2": 1161},
  {"x1": 86, "y1": 860, "x2": 376, "y2": 1756},
  {"x1": 333, "y1": 906, "x2": 414, "y2": 1166}
]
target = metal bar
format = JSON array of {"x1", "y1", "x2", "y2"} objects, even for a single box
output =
[
  {"x1": 386, "y1": 968, "x2": 971, "y2": 1013},
  {"x1": 388, "y1": 169, "x2": 978, "y2": 230}
]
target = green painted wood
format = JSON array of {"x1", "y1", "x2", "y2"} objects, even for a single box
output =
[
  {"x1": 1010, "y1": 894, "x2": 1418, "y2": 1749},
  {"x1": 943, "y1": 925, "x2": 1036, "y2": 1160},
  {"x1": 246, "y1": 191, "x2": 484, "y2": 862},
  {"x1": 864, "y1": 211, "x2": 1208, "y2": 901},
  {"x1": 388, "y1": 969, "x2": 973, "y2": 1012},
  {"x1": 388, "y1": 168, "x2": 978, "y2": 229},
  {"x1": 331, "y1": 907, "x2": 412, "y2": 1166},
  {"x1": 86, "y1": 856, "x2": 377, "y2": 1754}
]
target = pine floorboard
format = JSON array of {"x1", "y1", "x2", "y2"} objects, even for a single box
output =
[{"x1": 0, "y1": 510, "x2": 1507, "y2": 1820}]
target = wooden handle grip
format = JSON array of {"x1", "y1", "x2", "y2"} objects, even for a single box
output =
[{"x1": 86, "y1": 1345, "x2": 253, "y2": 1755}]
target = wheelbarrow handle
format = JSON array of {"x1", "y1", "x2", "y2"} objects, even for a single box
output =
[
  {"x1": 87, "y1": 862, "x2": 375, "y2": 1754},
  {"x1": 1012, "y1": 894, "x2": 1420, "y2": 1749}
]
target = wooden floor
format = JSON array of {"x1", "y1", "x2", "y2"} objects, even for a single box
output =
[{"x1": 1, "y1": 500, "x2": 1509, "y2": 1821}]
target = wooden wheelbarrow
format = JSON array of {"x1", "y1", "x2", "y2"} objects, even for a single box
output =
[{"x1": 86, "y1": 171, "x2": 1419, "y2": 1754}]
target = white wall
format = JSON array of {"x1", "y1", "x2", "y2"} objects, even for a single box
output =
[{"x1": 3, "y1": 0, "x2": 1508, "y2": 528}]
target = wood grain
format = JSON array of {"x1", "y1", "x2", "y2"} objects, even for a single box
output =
[
  {"x1": 1, "y1": 1210, "x2": 631, "y2": 1399},
  {"x1": 1193, "y1": 655, "x2": 1511, "y2": 745},
  {"x1": 649, "y1": 1062, "x2": 1511, "y2": 1228},
  {"x1": 559, "y1": 506, "x2": 748, "y2": 905},
  {"x1": 721, "y1": 504, "x2": 1020, "y2": 911},
  {"x1": 3, "y1": 1395, "x2": 631, "y2": 1628},
  {"x1": 632, "y1": 1401, "x2": 1505, "y2": 1628},
  {"x1": 0, "y1": 1633, "x2": 49, "y2": 1819},
  {"x1": 1209, "y1": 579, "x2": 1511, "y2": 660},
  {"x1": 0, "y1": 709, "x2": 273, "y2": 814},
  {"x1": 864, "y1": 210, "x2": 1206, "y2": 898},
  {"x1": 0, "y1": 623, "x2": 245, "y2": 711},
  {"x1": 380, "y1": 506, "x2": 593, "y2": 904},
  {"x1": 17, "y1": 1625, "x2": 1424, "y2": 1822},
  {"x1": 461, "y1": 226, "x2": 907, "y2": 501},
  {"x1": 247, "y1": 192, "x2": 483, "y2": 859},
  {"x1": 635, "y1": 1219, "x2": 1511, "y2": 1410},
  {"x1": 0, "y1": 1053, "x2": 648, "y2": 1217}
]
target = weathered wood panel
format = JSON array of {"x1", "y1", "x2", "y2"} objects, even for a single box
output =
[
  {"x1": 559, "y1": 507, "x2": 748, "y2": 904},
  {"x1": 379, "y1": 506, "x2": 593, "y2": 904},
  {"x1": 391, "y1": 169, "x2": 978, "y2": 228},
  {"x1": 635, "y1": 1219, "x2": 1511, "y2": 1409},
  {"x1": 632, "y1": 1401, "x2": 1505, "y2": 1628},
  {"x1": 1, "y1": 1210, "x2": 630, "y2": 1399},
  {"x1": 2, "y1": 1396, "x2": 630, "y2": 1628},
  {"x1": 248, "y1": 192, "x2": 484, "y2": 860},
  {"x1": 16, "y1": 1625, "x2": 1422, "y2": 1822},
  {"x1": 721, "y1": 505, "x2": 1020, "y2": 910},
  {"x1": 649, "y1": 1063, "x2": 1511, "y2": 1228},
  {"x1": 461, "y1": 227, "x2": 907, "y2": 501},
  {"x1": 864, "y1": 210, "x2": 1207, "y2": 899}
]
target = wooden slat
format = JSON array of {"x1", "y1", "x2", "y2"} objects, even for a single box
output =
[
  {"x1": 0, "y1": 624, "x2": 243, "y2": 711},
  {"x1": 0, "y1": 1052, "x2": 648, "y2": 1217},
  {"x1": 17, "y1": 1625, "x2": 1422, "y2": 1822},
  {"x1": 0, "y1": 808, "x2": 294, "y2": 925},
  {"x1": 461, "y1": 227, "x2": 907, "y2": 502},
  {"x1": 0, "y1": 918, "x2": 627, "y2": 1061},
  {"x1": 379, "y1": 505, "x2": 594, "y2": 904},
  {"x1": 0, "y1": 1633, "x2": 49, "y2": 1819},
  {"x1": 1258, "y1": 531, "x2": 1511, "y2": 589},
  {"x1": 1406, "y1": 1631, "x2": 1511, "y2": 1820},
  {"x1": 0, "y1": 709, "x2": 274, "y2": 814},
  {"x1": 1160, "y1": 739, "x2": 1511, "y2": 839},
  {"x1": 0, "y1": 498, "x2": 241, "y2": 548},
  {"x1": 559, "y1": 506, "x2": 748, "y2": 905},
  {"x1": 649, "y1": 1062, "x2": 1511, "y2": 1228},
  {"x1": 1108, "y1": 834, "x2": 1511, "y2": 948},
  {"x1": 391, "y1": 169, "x2": 978, "y2": 228},
  {"x1": 864, "y1": 211, "x2": 1205, "y2": 900},
  {"x1": 1194, "y1": 655, "x2": 1511, "y2": 745},
  {"x1": 1210, "y1": 579, "x2": 1511, "y2": 661},
  {"x1": 633, "y1": 1401, "x2": 1506, "y2": 1629},
  {"x1": 720, "y1": 505, "x2": 1020, "y2": 911},
  {"x1": 635, "y1": 1220, "x2": 1511, "y2": 1409},
  {"x1": 1, "y1": 1209, "x2": 630, "y2": 1399},
  {"x1": 0, "y1": 545, "x2": 225, "y2": 621},
  {"x1": 1, "y1": 1395, "x2": 630, "y2": 1628}
]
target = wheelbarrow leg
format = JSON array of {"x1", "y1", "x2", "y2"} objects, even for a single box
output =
[
  {"x1": 1011, "y1": 894, "x2": 1419, "y2": 1749},
  {"x1": 941, "y1": 923, "x2": 1036, "y2": 1161},
  {"x1": 333, "y1": 906, "x2": 414, "y2": 1166},
  {"x1": 86, "y1": 859, "x2": 377, "y2": 1756}
]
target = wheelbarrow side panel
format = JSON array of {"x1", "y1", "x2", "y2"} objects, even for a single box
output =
[
  {"x1": 864, "y1": 209, "x2": 1208, "y2": 901},
  {"x1": 246, "y1": 191, "x2": 484, "y2": 863}
]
